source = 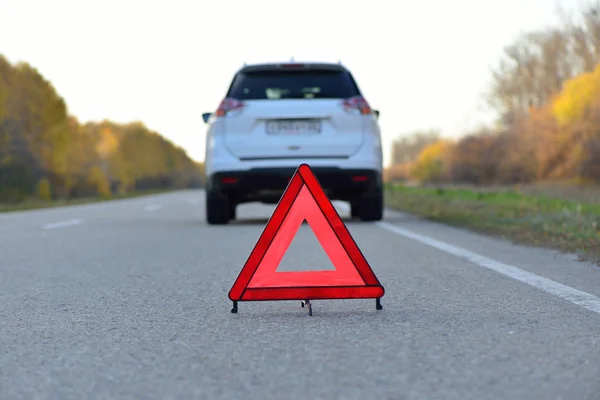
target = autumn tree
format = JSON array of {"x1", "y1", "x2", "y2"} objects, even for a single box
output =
[
  {"x1": 550, "y1": 62, "x2": 600, "y2": 181},
  {"x1": 391, "y1": 130, "x2": 441, "y2": 165},
  {"x1": 409, "y1": 139, "x2": 453, "y2": 183},
  {"x1": 0, "y1": 53, "x2": 204, "y2": 203},
  {"x1": 392, "y1": 1, "x2": 600, "y2": 186}
]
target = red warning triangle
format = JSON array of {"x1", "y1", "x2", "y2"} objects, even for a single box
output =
[{"x1": 228, "y1": 163, "x2": 385, "y2": 304}]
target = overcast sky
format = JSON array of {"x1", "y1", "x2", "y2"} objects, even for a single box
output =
[{"x1": 0, "y1": 0, "x2": 579, "y2": 165}]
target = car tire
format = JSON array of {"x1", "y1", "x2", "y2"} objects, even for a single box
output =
[
  {"x1": 229, "y1": 202, "x2": 237, "y2": 221},
  {"x1": 350, "y1": 200, "x2": 360, "y2": 219},
  {"x1": 357, "y1": 187, "x2": 384, "y2": 222},
  {"x1": 206, "y1": 190, "x2": 230, "y2": 225}
]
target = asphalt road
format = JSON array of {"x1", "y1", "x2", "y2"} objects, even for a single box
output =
[{"x1": 1, "y1": 189, "x2": 600, "y2": 400}]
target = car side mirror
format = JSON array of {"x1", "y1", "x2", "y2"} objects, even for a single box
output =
[
  {"x1": 202, "y1": 112, "x2": 212, "y2": 124},
  {"x1": 374, "y1": 110, "x2": 380, "y2": 119}
]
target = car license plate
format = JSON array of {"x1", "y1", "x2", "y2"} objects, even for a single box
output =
[{"x1": 266, "y1": 119, "x2": 321, "y2": 135}]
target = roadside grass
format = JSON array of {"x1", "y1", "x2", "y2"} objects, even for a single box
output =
[
  {"x1": 384, "y1": 183, "x2": 600, "y2": 265},
  {"x1": 0, "y1": 189, "x2": 179, "y2": 213}
]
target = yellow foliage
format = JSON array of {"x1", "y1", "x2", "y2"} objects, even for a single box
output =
[
  {"x1": 96, "y1": 126, "x2": 118, "y2": 158},
  {"x1": 37, "y1": 178, "x2": 51, "y2": 201},
  {"x1": 87, "y1": 166, "x2": 111, "y2": 197},
  {"x1": 0, "y1": 54, "x2": 204, "y2": 202},
  {"x1": 552, "y1": 63, "x2": 600, "y2": 126},
  {"x1": 410, "y1": 140, "x2": 453, "y2": 183},
  {"x1": 0, "y1": 76, "x2": 6, "y2": 122}
]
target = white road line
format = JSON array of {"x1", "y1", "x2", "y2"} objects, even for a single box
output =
[
  {"x1": 42, "y1": 219, "x2": 83, "y2": 230},
  {"x1": 375, "y1": 221, "x2": 600, "y2": 316},
  {"x1": 144, "y1": 204, "x2": 164, "y2": 212}
]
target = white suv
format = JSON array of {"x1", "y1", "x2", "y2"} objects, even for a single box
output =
[{"x1": 201, "y1": 61, "x2": 384, "y2": 225}]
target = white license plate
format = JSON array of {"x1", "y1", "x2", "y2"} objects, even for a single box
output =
[{"x1": 265, "y1": 119, "x2": 321, "y2": 135}]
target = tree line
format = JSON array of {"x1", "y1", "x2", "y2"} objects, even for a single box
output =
[
  {"x1": 386, "y1": 1, "x2": 600, "y2": 186},
  {"x1": 0, "y1": 54, "x2": 204, "y2": 203}
]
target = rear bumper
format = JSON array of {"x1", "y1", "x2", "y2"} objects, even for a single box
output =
[{"x1": 208, "y1": 167, "x2": 381, "y2": 202}]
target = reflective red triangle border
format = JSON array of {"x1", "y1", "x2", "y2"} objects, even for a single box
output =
[{"x1": 228, "y1": 163, "x2": 385, "y2": 310}]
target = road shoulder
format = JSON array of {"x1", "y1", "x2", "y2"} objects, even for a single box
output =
[{"x1": 378, "y1": 206, "x2": 600, "y2": 301}]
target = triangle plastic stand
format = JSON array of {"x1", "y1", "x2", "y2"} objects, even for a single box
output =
[{"x1": 228, "y1": 163, "x2": 385, "y2": 315}]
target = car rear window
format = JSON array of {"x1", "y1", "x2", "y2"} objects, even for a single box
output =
[{"x1": 226, "y1": 69, "x2": 361, "y2": 100}]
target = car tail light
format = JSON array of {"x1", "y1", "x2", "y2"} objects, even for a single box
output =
[
  {"x1": 342, "y1": 95, "x2": 372, "y2": 115},
  {"x1": 215, "y1": 97, "x2": 245, "y2": 117},
  {"x1": 352, "y1": 175, "x2": 368, "y2": 182}
]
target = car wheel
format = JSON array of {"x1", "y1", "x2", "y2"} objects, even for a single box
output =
[
  {"x1": 358, "y1": 187, "x2": 384, "y2": 222},
  {"x1": 229, "y1": 202, "x2": 237, "y2": 221},
  {"x1": 350, "y1": 200, "x2": 360, "y2": 219},
  {"x1": 206, "y1": 190, "x2": 230, "y2": 225}
]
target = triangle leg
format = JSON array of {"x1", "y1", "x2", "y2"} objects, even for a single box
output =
[{"x1": 301, "y1": 300, "x2": 313, "y2": 316}]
